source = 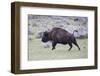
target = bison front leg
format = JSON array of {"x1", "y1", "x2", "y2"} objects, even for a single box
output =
[{"x1": 52, "y1": 42, "x2": 57, "y2": 50}]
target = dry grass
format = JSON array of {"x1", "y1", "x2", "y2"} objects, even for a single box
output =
[{"x1": 28, "y1": 36, "x2": 88, "y2": 61}]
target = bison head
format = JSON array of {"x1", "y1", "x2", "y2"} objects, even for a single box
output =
[{"x1": 41, "y1": 31, "x2": 49, "y2": 42}]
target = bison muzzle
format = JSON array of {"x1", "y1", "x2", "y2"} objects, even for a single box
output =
[{"x1": 41, "y1": 27, "x2": 80, "y2": 51}]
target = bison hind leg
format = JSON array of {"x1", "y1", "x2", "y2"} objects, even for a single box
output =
[
  {"x1": 72, "y1": 38, "x2": 80, "y2": 50},
  {"x1": 73, "y1": 41, "x2": 80, "y2": 50},
  {"x1": 68, "y1": 43, "x2": 73, "y2": 51}
]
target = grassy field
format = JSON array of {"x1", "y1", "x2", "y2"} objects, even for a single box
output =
[{"x1": 28, "y1": 36, "x2": 88, "y2": 61}]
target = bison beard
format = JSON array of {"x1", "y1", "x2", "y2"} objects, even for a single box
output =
[{"x1": 42, "y1": 27, "x2": 80, "y2": 51}]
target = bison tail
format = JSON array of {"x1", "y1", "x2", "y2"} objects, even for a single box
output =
[{"x1": 73, "y1": 30, "x2": 78, "y2": 36}]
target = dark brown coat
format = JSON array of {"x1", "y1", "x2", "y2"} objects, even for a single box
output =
[{"x1": 42, "y1": 27, "x2": 80, "y2": 51}]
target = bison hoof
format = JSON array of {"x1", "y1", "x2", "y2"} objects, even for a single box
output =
[
  {"x1": 68, "y1": 49, "x2": 72, "y2": 51},
  {"x1": 52, "y1": 48, "x2": 55, "y2": 50}
]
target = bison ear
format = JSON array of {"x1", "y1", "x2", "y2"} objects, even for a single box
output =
[{"x1": 44, "y1": 31, "x2": 49, "y2": 36}]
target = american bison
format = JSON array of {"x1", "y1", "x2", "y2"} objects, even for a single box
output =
[{"x1": 41, "y1": 27, "x2": 80, "y2": 51}]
